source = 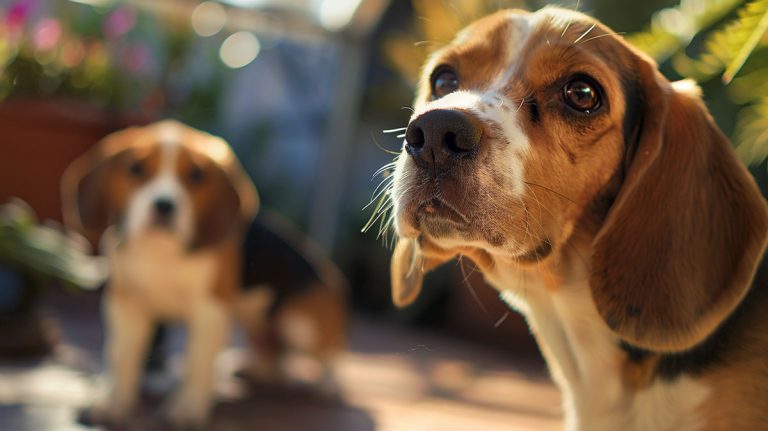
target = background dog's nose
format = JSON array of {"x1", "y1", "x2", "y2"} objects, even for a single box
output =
[
  {"x1": 154, "y1": 198, "x2": 175, "y2": 216},
  {"x1": 404, "y1": 109, "x2": 482, "y2": 167}
]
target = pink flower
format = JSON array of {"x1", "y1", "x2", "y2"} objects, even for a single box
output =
[
  {"x1": 6, "y1": 0, "x2": 37, "y2": 31},
  {"x1": 103, "y1": 6, "x2": 137, "y2": 40},
  {"x1": 119, "y1": 42, "x2": 150, "y2": 73},
  {"x1": 33, "y1": 18, "x2": 62, "y2": 51}
]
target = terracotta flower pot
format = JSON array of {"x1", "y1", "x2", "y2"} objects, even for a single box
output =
[{"x1": 0, "y1": 96, "x2": 150, "y2": 223}]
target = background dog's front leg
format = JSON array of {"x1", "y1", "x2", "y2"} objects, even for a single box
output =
[
  {"x1": 89, "y1": 291, "x2": 153, "y2": 425},
  {"x1": 165, "y1": 300, "x2": 230, "y2": 428}
]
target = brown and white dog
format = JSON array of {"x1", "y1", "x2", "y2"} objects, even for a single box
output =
[
  {"x1": 62, "y1": 120, "x2": 346, "y2": 428},
  {"x1": 386, "y1": 7, "x2": 768, "y2": 431}
]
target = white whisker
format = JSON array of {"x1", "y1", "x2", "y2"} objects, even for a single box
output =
[
  {"x1": 578, "y1": 32, "x2": 623, "y2": 45},
  {"x1": 364, "y1": 182, "x2": 394, "y2": 211},
  {"x1": 372, "y1": 161, "x2": 397, "y2": 178},
  {"x1": 494, "y1": 311, "x2": 510, "y2": 328},
  {"x1": 572, "y1": 23, "x2": 595, "y2": 44},
  {"x1": 560, "y1": 0, "x2": 581, "y2": 38},
  {"x1": 459, "y1": 256, "x2": 488, "y2": 314}
]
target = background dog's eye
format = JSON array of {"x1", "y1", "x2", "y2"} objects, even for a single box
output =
[
  {"x1": 188, "y1": 166, "x2": 205, "y2": 184},
  {"x1": 432, "y1": 68, "x2": 459, "y2": 98},
  {"x1": 128, "y1": 160, "x2": 145, "y2": 178},
  {"x1": 563, "y1": 78, "x2": 601, "y2": 113}
]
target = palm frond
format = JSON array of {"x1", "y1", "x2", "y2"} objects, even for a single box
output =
[
  {"x1": 734, "y1": 96, "x2": 768, "y2": 165},
  {"x1": 724, "y1": 0, "x2": 768, "y2": 82},
  {"x1": 627, "y1": 0, "x2": 743, "y2": 62},
  {"x1": 672, "y1": 0, "x2": 768, "y2": 82},
  {"x1": 629, "y1": 0, "x2": 768, "y2": 168},
  {"x1": 726, "y1": 52, "x2": 768, "y2": 103}
]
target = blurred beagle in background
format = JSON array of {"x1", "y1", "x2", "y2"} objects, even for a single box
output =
[
  {"x1": 62, "y1": 120, "x2": 346, "y2": 429},
  {"x1": 386, "y1": 7, "x2": 768, "y2": 431}
]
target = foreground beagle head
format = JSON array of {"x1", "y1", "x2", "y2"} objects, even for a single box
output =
[
  {"x1": 389, "y1": 8, "x2": 768, "y2": 351},
  {"x1": 62, "y1": 120, "x2": 258, "y2": 248}
]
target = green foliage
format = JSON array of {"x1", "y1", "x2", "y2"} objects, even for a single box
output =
[
  {"x1": 630, "y1": 0, "x2": 768, "y2": 167},
  {"x1": 0, "y1": 200, "x2": 108, "y2": 290},
  {"x1": 0, "y1": 1, "x2": 215, "y2": 117},
  {"x1": 626, "y1": 0, "x2": 743, "y2": 63},
  {"x1": 723, "y1": 0, "x2": 768, "y2": 81},
  {"x1": 670, "y1": 0, "x2": 768, "y2": 82},
  {"x1": 734, "y1": 96, "x2": 768, "y2": 163}
]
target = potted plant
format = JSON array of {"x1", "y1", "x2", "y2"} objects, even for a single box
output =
[{"x1": 0, "y1": 199, "x2": 107, "y2": 358}]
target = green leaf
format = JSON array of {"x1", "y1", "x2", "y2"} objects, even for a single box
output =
[
  {"x1": 734, "y1": 96, "x2": 768, "y2": 165},
  {"x1": 0, "y1": 201, "x2": 108, "y2": 289},
  {"x1": 627, "y1": 0, "x2": 743, "y2": 62},
  {"x1": 725, "y1": 51, "x2": 768, "y2": 103},
  {"x1": 677, "y1": 0, "x2": 768, "y2": 83},
  {"x1": 723, "y1": 0, "x2": 768, "y2": 82}
]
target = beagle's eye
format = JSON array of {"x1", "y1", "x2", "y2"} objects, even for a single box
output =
[
  {"x1": 188, "y1": 165, "x2": 205, "y2": 184},
  {"x1": 563, "y1": 78, "x2": 601, "y2": 113},
  {"x1": 128, "y1": 160, "x2": 145, "y2": 178},
  {"x1": 432, "y1": 67, "x2": 459, "y2": 98}
]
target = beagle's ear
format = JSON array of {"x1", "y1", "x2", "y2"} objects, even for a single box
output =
[
  {"x1": 591, "y1": 56, "x2": 768, "y2": 352},
  {"x1": 192, "y1": 139, "x2": 259, "y2": 248},
  {"x1": 391, "y1": 236, "x2": 455, "y2": 308}
]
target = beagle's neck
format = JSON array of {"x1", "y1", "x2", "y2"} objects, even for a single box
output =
[{"x1": 483, "y1": 247, "x2": 710, "y2": 431}]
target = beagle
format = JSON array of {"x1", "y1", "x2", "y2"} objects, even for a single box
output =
[
  {"x1": 61, "y1": 121, "x2": 346, "y2": 428},
  {"x1": 385, "y1": 7, "x2": 768, "y2": 431}
]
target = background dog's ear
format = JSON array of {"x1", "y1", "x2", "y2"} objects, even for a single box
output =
[
  {"x1": 61, "y1": 127, "x2": 145, "y2": 242},
  {"x1": 391, "y1": 237, "x2": 455, "y2": 308},
  {"x1": 61, "y1": 138, "x2": 129, "y2": 242},
  {"x1": 591, "y1": 55, "x2": 768, "y2": 352},
  {"x1": 192, "y1": 137, "x2": 259, "y2": 248}
]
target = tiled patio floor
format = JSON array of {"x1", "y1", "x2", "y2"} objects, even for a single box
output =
[{"x1": 0, "y1": 290, "x2": 562, "y2": 431}]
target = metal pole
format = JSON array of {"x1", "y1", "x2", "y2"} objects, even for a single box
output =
[{"x1": 308, "y1": 36, "x2": 367, "y2": 250}]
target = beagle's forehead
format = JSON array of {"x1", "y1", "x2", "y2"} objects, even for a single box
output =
[
  {"x1": 420, "y1": 8, "x2": 629, "y2": 101},
  {"x1": 444, "y1": 8, "x2": 609, "y2": 60},
  {"x1": 103, "y1": 120, "x2": 234, "y2": 165}
]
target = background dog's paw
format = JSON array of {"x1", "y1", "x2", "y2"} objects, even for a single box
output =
[
  {"x1": 77, "y1": 405, "x2": 129, "y2": 430},
  {"x1": 234, "y1": 358, "x2": 285, "y2": 385},
  {"x1": 315, "y1": 372, "x2": 343, "y2": 404},
  {"x1": 161, "y1": 394, "x2": 209, "y2": 430}
]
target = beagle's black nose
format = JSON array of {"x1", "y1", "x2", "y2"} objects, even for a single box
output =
[
  {"x1": 405, "y1": 109, "x2": 482, "y2": 168},
  {"x1": 154, "y1": 198, "x2": 175, "y2": 217}
]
